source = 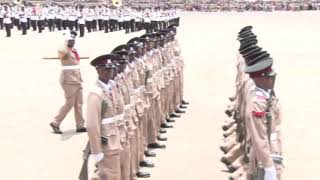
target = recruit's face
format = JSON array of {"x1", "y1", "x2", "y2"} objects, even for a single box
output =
[
  {"x1": 67, "y1": 39, "x2": 76, "y2": 47},
  {"x1": 253, "y1": 76, "x2": 276, "y2": 91},
  {"x1": 118, "y1": 63, "x2": 126, "y2": 73},
  {"x1": 67, "y1": 39, "x2": 75, "y2": 47},
  {"x1": 97, "y1": 67, "x2": 114, "y2": 82},
  {"x1": 137, "y1": 47, "x2": 144, "y2": 55},
  {"x1": 128, "y1": 53, "x2": 135, "y2": 62},
  {"x1": 146, "y1": 41, "x2": 153, "y2": 50}
]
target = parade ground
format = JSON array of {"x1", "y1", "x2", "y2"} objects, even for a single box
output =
[{"x1": 1, "y1": 11, "x2": 320, "y2": 180}]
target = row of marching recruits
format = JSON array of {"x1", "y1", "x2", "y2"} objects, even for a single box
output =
[
  {"x1": 221, "y1": 26, "x2": 284, "y2": 180},
  {"x1": 86, "y1": 25, "x2": 189, "y2": 180}
]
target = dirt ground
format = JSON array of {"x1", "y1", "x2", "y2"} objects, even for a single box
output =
[{"x1": 0, "y1": 11, "x2": 319, "y2": 180}]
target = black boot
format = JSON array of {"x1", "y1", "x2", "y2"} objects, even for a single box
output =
[
  {"x1": 161, "y1": 123, "x2": 173, "y2": 128},
  {"x1": 137, "y1": 171, "x2": 151, "y2": 178},
  {"x1": 181, "y1": 100, "x2": 189, "y2": 105},
  {"x1": 148, "y1": 143, "x2": 166, "y2": 149},
  {"x1": 76, "y1": 127, "x2": 87, "y2": 133},
  {"x1": 50, "y1": 123, "x2": 62, "y2": 134},
  {"x1": 145, "y1": 150, "x2": 156, "y2": 157},
  {"x1": 140, "y1": 160, "x2": 155, "y2": 168}
]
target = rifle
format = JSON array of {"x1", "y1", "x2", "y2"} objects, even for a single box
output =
[
  {"x1": 79, "y1": 142, "x2": 91, "y2": 180},
  {"x1": 266, "y1": 89, "x2": 273, "y2": 144}
]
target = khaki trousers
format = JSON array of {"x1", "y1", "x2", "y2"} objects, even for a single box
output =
[
  {"x1": 120, "y1": 141, "x2": 131, "y2": 180},
  {"x1": 53, "y1": 83, "x2": 85, "y2": 128},
  {"x1": 147, "y1": 98, "x2": 158, "y2": 144},
  {"x1": 92, "y1": 152, "x2": 121, "y2": 180}
]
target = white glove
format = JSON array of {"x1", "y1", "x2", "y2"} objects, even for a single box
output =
[
  {"x1": 91, "y1": 152, "x2": 104, "y2": 163},
  {"x1": 264, "y1": 166, "x2": 277, "y2": 180}
]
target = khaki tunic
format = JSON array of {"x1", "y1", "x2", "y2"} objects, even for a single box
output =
[
  {"x1": 86, "y1": 81, "x2": 122, "y2": 180},
  {"x1": 53, "y1": 45, "x2": 84, "y2": 127},
  {"x1": 246, "y1": 86, "x2": 283, "y2": 178}
]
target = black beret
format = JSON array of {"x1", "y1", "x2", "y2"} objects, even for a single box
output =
[
  {"x1": 238, "y1": 26, "x2": 253, "y2": 34},
  {"x1": 242, "y1": 46, "x2": 263, "y2": 58},
  {"x1": 127, "y1": 37, "x2": 141, "y2": 44},
  {"x1": 246, "y1": 51, "x2": 270, "y2": 66},
  {"x1": 239, "y1": 40, "x2": 258, "y2": 51},
  {"x1": 90, "y1": 54, "x2": 116, "y2": 68},
  {"x1": 239, "y1": 35, "x2": 257, "y2": 45},
  {"x1": 240, "y1": 45, "x2": 261, "y2": 55},
  {"x1": 111, "y1": 44, "x2": 129, "y2": 53}
]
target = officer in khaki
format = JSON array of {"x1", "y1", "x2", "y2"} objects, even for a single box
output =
[
  {"x1": 244, "y1": 51, "x2": 283, "y2": 180},
  {"x1": 140, "y1": 34, "x2": 166, "y2": 149},
  {"x1": 111, "y1": 50, "x2": 133, "y2": 180},
  {"x1": 50, "y1": 30, "x2": 86, "y2": 134},
  {"x1": 221, "y1": 26, "x2": 276, "y2": 180},
  {"x1": 86, "y1": 54, "x2": 122, "y2": 180},
  {"x1": 127, "y1": 39, "x2": 153, "y2": 178}
]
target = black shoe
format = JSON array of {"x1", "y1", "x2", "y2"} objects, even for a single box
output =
[
  {"x1": 159, "y1": 128, "x2": 167, "y2": 134},
  {"x1": 50, "y1": 123, "x2": 62, "y2": 134},
  {"x1": 148, "y1": 143, "x2": 166, "y2": 149},
  {"x1": 145, "y1": 150, "x2": 156, "y2": 157},
  {"x1": 220, "y1": 146, "x2": 228, "y2": 154},
  {"x1": 76, "y1": 127, "x2": 87, "y2": 133},
  {"x1": 136, "y1": 171, "x2": 151, "y2": 178},
  {"x1": 180, "y1": 105, "x2": 187, "y2": 109},
  {"x1": 166, "y1": 118, "x2": 175, "y2": 123},
  {"x1": 170, "y1": 113, "x2": 181, "y2": 118},
  {"x1": 175, "y1": 109, "x2": 186, "y2": 114},
  {"x1": 225, "y1": 110, "x2": 233, "y2": 117},
  {"x1": 181, "y1": 100, "x2": 189, "y2": 105},
  {"x1": 161, "y1": 123, "x2": 173, "y2": 128},
  {"x1": 227, "y1": 165, "x2": 237, "y2": 173},
  {"x1": 140, "y1": 160, "x2": 155, "y2": 168},
  {"x1": 157, "y1": 135, "x2": 167, "y2": 141},
  {"x1": 222, "y1": 125, "x2": 230, "y2": 131},
  {"x1": 220, "y1": 157, "x2": 231, "y2": 166}
]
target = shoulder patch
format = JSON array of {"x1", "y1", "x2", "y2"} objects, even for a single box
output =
[{"x1": 252, "y1": 111, "x2": 266, "y2": 118}]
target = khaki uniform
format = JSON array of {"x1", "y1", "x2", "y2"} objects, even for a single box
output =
[
  {"x1": 135, "y1": 56, "x2": 150, "y2": 158},
  {"x1": 53, "y1": 45, "x2": 85, "y2": 128},
  {"x1": 145, "y1": 52, "x2": 160, "y2": 144},
  {"x1": 162, "y1": 44, "x2": 175, "y2": 116},
  {"x1": 173, "y1": 39, "x2": 184, "y2": 106},
  {"x1": 246, "y1": 86, "x2": 283, "y2": 179},
  {"x1": 112, "y1": 76, "x2": 131, "y2": 180},
  {"x1": 87, "y1": 80, "x2": 122, "y2": 180},
  {"x1": 125, "y1": 63, "x2": 144, "y2": 178}
]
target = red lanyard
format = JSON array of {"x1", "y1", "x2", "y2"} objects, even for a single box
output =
[{"x1": 68, "y1": 47, "x2": 80, "y2": 62}]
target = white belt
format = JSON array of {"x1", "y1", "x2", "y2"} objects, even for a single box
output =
[
  {"x1": 101, "y1": 117, "x2": 117, "y2": 125},
  {"x1": 62, "y1": 65, "x2": 80, "y2": 70},
  {"x1": 124, "y1": 104, "x2": 132, "y2": 111},
  {"x1": 134, "y1": 88, "x2": 140, "y2": 94},
  {"x1": 114, "y1": 113, "x2": 125, "y2": 121},
  {"x1": 270, "y1": 133, "x2": 278, "y2": 141},
  {"x1": 147, "y1": 78, "x2": 153, "y2": 83}
]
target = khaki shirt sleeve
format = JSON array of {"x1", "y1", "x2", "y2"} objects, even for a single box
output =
[
  {"x1": 86, "y1": 92, "x2": 102, "y2": 154},
  {"x1": 247, "y1": 98, "x2": 274, "y2": 168}
]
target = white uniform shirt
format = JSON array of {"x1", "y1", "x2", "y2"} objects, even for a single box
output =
[
  {"x1": 4, "y1": 12, "x2": 12, "y2": 24},
  {"x1": 20, "y1": 13, "x2": 27, "y2": 22}
]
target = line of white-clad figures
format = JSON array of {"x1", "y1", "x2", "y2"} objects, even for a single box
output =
[
  {"x1": 221, "y1": 26, "x2": 283, "y2": 180},
  {"x1": 0, "y1": 4, "x2": 180, "y2": 37},
  {"x1": 49, "y1": 25, "x2": 188, "y2": 180}
]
